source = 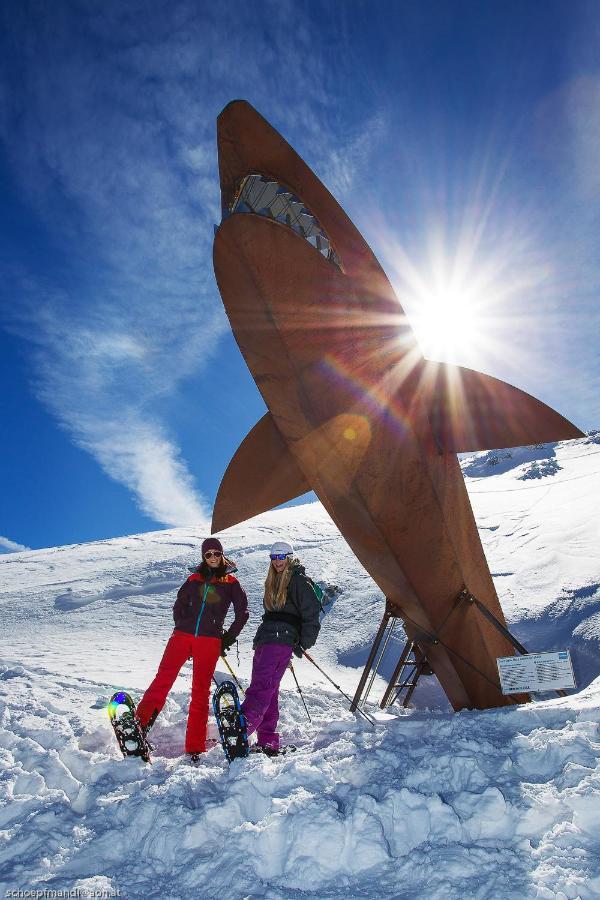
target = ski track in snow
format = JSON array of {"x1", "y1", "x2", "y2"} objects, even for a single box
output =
[{"x1": 1, "y1": 436, "x2": 599, "y2": 898}]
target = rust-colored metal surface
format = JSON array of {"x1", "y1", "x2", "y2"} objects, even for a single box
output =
[{"x1": 211, "y1": 100, "x2": 584, "y2": 711}]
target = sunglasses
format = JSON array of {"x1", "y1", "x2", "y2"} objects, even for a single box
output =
[
  {"x1": 270, "y1": 553, "x2": 290, "y2": 561},
  {"x1": 204, "y1": 550, "x2": 222, "y2": 559}
]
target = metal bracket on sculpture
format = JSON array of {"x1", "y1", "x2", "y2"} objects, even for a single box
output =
[{"x1": 460, "y1": 589, "x2": 568, "y2": 698}]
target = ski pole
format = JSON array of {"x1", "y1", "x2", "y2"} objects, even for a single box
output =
[
  {"x1": 220, "y1": 654, "x2": 244, "y2": 695},
  {"x1": 300, "y1": 648, "x2": 376, "y2": 727},
  {"x1": 289, "y1": 661, "x2": 312, "y2": 723}
]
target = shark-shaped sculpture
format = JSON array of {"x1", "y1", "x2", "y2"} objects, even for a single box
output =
[{"x1": 211, "y1": 100, "x2": 583, "y2": 711}]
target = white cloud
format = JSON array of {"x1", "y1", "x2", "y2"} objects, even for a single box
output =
[
  {"x1": 77, "y1": 414, "x2": 208, "y2": 527},
  {"x1": 0, "y1": 536, "x2": 30, "y2": 554}
]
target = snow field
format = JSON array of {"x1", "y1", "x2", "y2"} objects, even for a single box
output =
[
  {"x1": 1, "y1": 435, "x2": 600, "y2": 897},
  {"x1": 1, "y1": 661, "x2": 600, "y2": 898}
]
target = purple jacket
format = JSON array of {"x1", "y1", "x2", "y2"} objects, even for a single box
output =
[{"x1": 172, "y1": 569, "x2": 249, "y2": 642}]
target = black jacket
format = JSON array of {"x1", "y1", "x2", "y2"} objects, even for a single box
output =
[
  {"x1": 172, "y1": 567, "x2": 248, "y2": 642},
  {"x1": 253, "y1": 563, "x2": 321, "y2": 650}
]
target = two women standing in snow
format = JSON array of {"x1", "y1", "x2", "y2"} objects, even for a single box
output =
[
  {"x1": 136, "y1": 537, "x2": 248, "y2": 760},
  {"x1": 241, "y1": 540, "x2": 321, "y2": 754},
  {"x1": 135, "y1": 536, "x2": 320, "y2": 760}
]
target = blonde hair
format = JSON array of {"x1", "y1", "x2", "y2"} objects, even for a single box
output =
[{"x1": 264, "y1": 557, "x2": 295, "y2": 611}]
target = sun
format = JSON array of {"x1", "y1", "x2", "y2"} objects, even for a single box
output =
[
  {"x1": 378, "y1": 229, "x2": 499, "y2": 367},
  {"x1": 378, "y1": 215, "x2": 546, "y2": 375},
  {"x1": 389, "y1": 241, "x2": 509, "y2": 368},
  {"x1": 411, "y1": 282, "x2": 482, "y2": 363}
]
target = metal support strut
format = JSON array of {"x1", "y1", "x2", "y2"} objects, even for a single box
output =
[
  {"x1": 361, "y1": 618, "x2": 397, "y2": 709},
  {"x1": 462, "y1": 590, "x2": 568, "y2": 698},
  {"x1": 350, "y1": 604, "x2": 393, "y2": 712},
  {"x1": 351, "y1": 599, "x2": 431, "y2": 712}
]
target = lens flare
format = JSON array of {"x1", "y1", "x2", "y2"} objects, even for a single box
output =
[{"x1": 107, "y1": 691, "x2": 132, "y2": 721}]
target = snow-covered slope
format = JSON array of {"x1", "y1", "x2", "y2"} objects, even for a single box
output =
[
  {"x1": 465, "y1": 433, "x2": 600, "y2": 688},
  {"x1": 1, "y1": 435, "x2": 599, "y2": 898}
]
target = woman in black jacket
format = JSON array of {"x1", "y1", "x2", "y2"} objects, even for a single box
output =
[
  {"x1": 240, "y1": 539, "x2": 320, "y2": 754},
  {"x1": 136, "y1": 537, "x2": 248, "y2": 759}
]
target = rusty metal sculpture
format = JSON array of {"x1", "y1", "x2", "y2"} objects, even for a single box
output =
[{"x1": 211, "y1": 100, "x2": 583, "y2": 711}]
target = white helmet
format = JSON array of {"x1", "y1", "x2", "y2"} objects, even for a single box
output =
[{"x1": 270, "y1": 540, "x2": 294, "y2": 557}]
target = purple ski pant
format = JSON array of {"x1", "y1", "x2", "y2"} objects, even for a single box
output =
[{"x1": 241, "y1": 643, "x2": 293, "y2": 750}]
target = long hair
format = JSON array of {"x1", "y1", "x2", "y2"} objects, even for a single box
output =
[
  {"x1": 264, "y1": 557, "x2": 296, "y2": 610},
  {"x1": 196, "y1": 556, "x2": 233, "y2": 580}
]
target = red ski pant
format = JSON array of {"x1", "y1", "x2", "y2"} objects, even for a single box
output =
[{"x1": 136, "y1": 631, "x2": 221, "y2": 754}]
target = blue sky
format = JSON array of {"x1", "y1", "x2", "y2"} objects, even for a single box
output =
[{"x1": 1, "y1": 0, "x2": 599, "y2": 551}]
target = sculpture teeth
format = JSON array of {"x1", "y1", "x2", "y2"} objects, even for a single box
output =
[{"x1": 228, "y1": 174, "x2": 341, "y2": 270}]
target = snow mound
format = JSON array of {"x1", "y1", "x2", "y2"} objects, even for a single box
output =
[{"x1": 1, "y1": 664, "x2": 600, "y2": 898}]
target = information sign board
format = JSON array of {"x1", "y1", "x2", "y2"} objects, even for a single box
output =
[{"x1": 497, "y1": 650, "x2": 576, "y2": 694}]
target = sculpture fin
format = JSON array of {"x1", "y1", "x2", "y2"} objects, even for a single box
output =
[
  {"x1": 212, "y1": 412, "x2": 310, "y2": 533},
  {"x1": 423, "y1": 361, "x2": 584, "y2": 453}
]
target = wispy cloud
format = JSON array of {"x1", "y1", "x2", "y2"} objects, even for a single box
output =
[
  {"x1": 0, "y1": 536, "x2": 30, "y2": 554},
  {"x1": 319, "y1": 112, "x2": 389, "y2": 200},
  {"x1": 23, "y1": 300, "x2": 211, "y2": 525},
  {"x1": 75, "y1": 414, "x2": 207, "y2": 527},
  {"x1": 534, "y1": 76, "x2": 600, "y2": 204},
  {"x1": 0, "y1": 2, "x2": 371, "y2": 528}
]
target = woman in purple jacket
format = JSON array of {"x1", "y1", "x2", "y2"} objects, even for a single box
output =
[{"x1": 136, "y1": 537, "x2": 248, "y2": 759}]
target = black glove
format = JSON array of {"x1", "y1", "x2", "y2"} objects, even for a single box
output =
[
  {"x1": 293, "y1": 644, "x2": 303, "y2": 658},
  {"x1": 221, "y1": 634, "x2": 235, "y2": 656}
]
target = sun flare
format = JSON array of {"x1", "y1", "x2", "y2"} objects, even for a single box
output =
[
  {"x1": 412, "y1": 283, "x2": 482, "y2": 362},
  {"x1": 372, "y1": 195, "x2": 553, "y2": 373},
  {"x1": 386, "y1": 238, "x2": 521, "y2": 370}
]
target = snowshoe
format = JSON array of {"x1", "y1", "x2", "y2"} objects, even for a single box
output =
[
  {"x1": 108, "y1": 691, "x2": 152, "y2": 763},
  {"x1": 212, "y1": 680, "x2": 249, "y2": 763},
  {"x1": 250, "y1": 744, "x2": 297, "y2": 757}
]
